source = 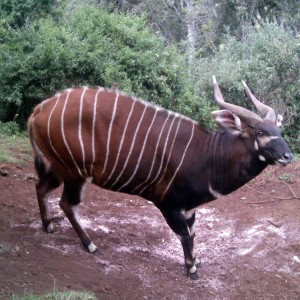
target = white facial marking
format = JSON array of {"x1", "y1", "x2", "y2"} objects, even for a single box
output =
[
  {"x1": 88, "y1": 242, "x2": 97, "y2": 253},
  {"x1": 254, "y1": 140, "x2": 259, "y2": 150},
  {"x1": 258, "y1": 135, "x2": 279, "y2": 147},
  {"x1": 259, "y1": 155, "x2": 266, "y2": 161}
]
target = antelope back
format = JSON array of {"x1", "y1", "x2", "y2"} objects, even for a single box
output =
[{"x1": 29, "y1": 87, "x2": 198, "y2": 198}]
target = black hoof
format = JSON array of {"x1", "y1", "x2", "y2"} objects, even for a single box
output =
[
  {"x1": 188, "y1": 272, "x2": 199, "y2": 280},
  {"x1": 93, "y1": 248, "x2": 101, "y2": 256}
]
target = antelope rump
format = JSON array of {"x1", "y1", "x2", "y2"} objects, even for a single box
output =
[{"x1": 28, "y1": 77, "x2": 293, "y2": 279}]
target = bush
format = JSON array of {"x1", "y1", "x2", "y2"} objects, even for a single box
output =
[
  {"x1": 195, "y1": 23, "x2": 300, "y2": 152},
  {"x1": 0, "y1": 4, "x2": 211, "y2": 129},
  {"x1": 0, "y1": 121, "x2": 22, "y2": 136}
]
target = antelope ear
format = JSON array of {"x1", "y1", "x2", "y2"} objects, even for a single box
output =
[{"x1": 212, "y1": 110, "x2": 243, "y2": 135}]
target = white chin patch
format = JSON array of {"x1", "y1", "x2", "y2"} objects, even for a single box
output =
[{"x1": 259, "y1": 155, "x2": 266, "y2": 162}]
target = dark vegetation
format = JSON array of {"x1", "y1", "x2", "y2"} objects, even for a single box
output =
[{"x1": 0, "y1": 0, "x2": 299, "y2": 152}]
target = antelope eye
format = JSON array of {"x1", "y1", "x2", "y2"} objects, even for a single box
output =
[{"x1": 256, "y1": 130, "x2": 265, "y2": 137}]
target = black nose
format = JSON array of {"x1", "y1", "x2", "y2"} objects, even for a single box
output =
[{"x1": 283, "y1": 152, "x2": 293, "y2": 162}]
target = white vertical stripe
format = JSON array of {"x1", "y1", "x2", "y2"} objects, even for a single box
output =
[
  {"x1": 111, "y1": 104, "x2": 148, "y2": 189},
  {"x1": 61, "y1": 89, "x2": 84, "y2": 177},
  {"x1": 138, "y1": 114, "x2": 177, "y2": 194},
  {"x1": 155, "y1": 117, "x2": 182, "y2": 188},
  {"x1": 162, "y1": 122, "x2": 195, "y2": 198},
  {"x1": 133, "y1": 112, "x2": 171, "y2": 193},
  {"x1": 103, "y1": 99, "x2": 137, "y2": 186},
  {"x1": 79, "y1": 88, "x2": 88, "y2": 176},
  {"x1": 118, "y1": 108, "x2": 158, "y2": 191},
  {"x1": 90, "y1": 88, "x2": 104, "y2": 175},
  {"x1": 47, "y1": 94, "x2": 69, "y2": 168},
  {"x1": 102, "y1": 92, "x2": 119, "y2": 175}
]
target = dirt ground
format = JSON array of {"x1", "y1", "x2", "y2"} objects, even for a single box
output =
[{"x1": 0, "y1": 159, "x2": 299, "y2": 300}]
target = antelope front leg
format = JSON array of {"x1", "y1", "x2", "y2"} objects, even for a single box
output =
[
  {"x1": 59, "y1": 181, "x2": 99, "y2": 254},
  {"x1": 184, "y1": 209, "x2": 201, "y2": 269},
  {"x1": 161, "y1": 209, "x2": 200, "y2": 280}
]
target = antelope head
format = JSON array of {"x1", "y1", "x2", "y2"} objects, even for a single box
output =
[{"x1": 212, "y1": 76, "x2": 293, "y2": 166}]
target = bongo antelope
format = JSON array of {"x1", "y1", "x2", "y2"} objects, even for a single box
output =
[{"x1": 28, "y1": 76, "x2": 293, "y2": 279}]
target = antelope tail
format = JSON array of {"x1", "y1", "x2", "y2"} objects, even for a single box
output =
[{"x1": 27, "y1": 114, "x2": 47, "y2": 179}]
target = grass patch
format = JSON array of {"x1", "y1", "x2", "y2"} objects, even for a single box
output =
[
  {"x1": 0, "y1": 132, "x2": 32, "y2": 165},
  {"x1": 11, "y1": 290, "x2": 97, "y2": 300}
]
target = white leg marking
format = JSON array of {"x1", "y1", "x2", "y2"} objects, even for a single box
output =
[
  {"x1": 162, "y1": 123, "x2": 195, "y2": 198},
  {"x1": 118, "y1": 108, "x2": 158, "y2": 190},
  {"x1": 103, "y1": 99, "x2": 137, "y2": 185},
  {"x1": 47, "y1": 223, "x2": 54, "y2": 233},
  {"x1": 190, "y1": 223, "x2": 196, "y2": 236},
  {"x1": 79, "y1": 88, "x2": 88, "y2": 176},
  {"x1": 102, "y1": 92, "x2": 120, "y2": 175},
  {"x1": 183, "y1": 208, "x2": 195, "y2": 220},
  {"x1": 88, "y1": 242, "x2": 97, "y2": 253},
  {"x1": 189, "y1": 265, "x2": 197, "y2": 274},
  {"x1": 111, "y1": 105, "x2": 148, "y2": 189},
  {"x1": 195, "y1": 257, "x2": 200, "y2": 265},
  {"x1": 61, "y1": 89, "x2": 84, "y2": 177},
  {"x1": 72, "y1": 204, "x2": 81, "y2": 225}
]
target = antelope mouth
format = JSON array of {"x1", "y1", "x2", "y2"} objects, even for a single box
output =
[{"x1": 275, "y1": 159, "x2": 291, "y2": 167}]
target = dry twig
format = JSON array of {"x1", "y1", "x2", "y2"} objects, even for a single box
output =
[{"x1": 244, "y1": 179, "x2": 299, "y2": 204}]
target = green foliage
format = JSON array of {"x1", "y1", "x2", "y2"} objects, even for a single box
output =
[
  {"x1": 0, "y1": 3, "x2": 209, "y2": 128},
  {"x1": 0, "y1": 121, "x2": 22, "y2": 136},
  {"x1": 0, "y1": 0, "x2": 58, "y2": 29},
  {"x1": 0, "y1": 130, "x2": 31, "y2": 164},
  {"x1": 11, "y1": 290, "x2": 96, "y2": 300},
  {"x1": 195, "y1": 22, "x2": 300, "y2": 151}
]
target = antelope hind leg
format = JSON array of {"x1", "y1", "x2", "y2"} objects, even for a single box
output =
[{"x1": 36, "y1": 169, "x2": 62, "y2": 233}]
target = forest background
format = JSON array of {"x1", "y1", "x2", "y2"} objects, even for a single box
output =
[{"x1": 0, "y1": 0, "x2": 299, "y2": 152}]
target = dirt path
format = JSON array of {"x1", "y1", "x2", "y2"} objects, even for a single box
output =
[{"x1": 0, "y1": 161, "x2": 299, "y2": 299}]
